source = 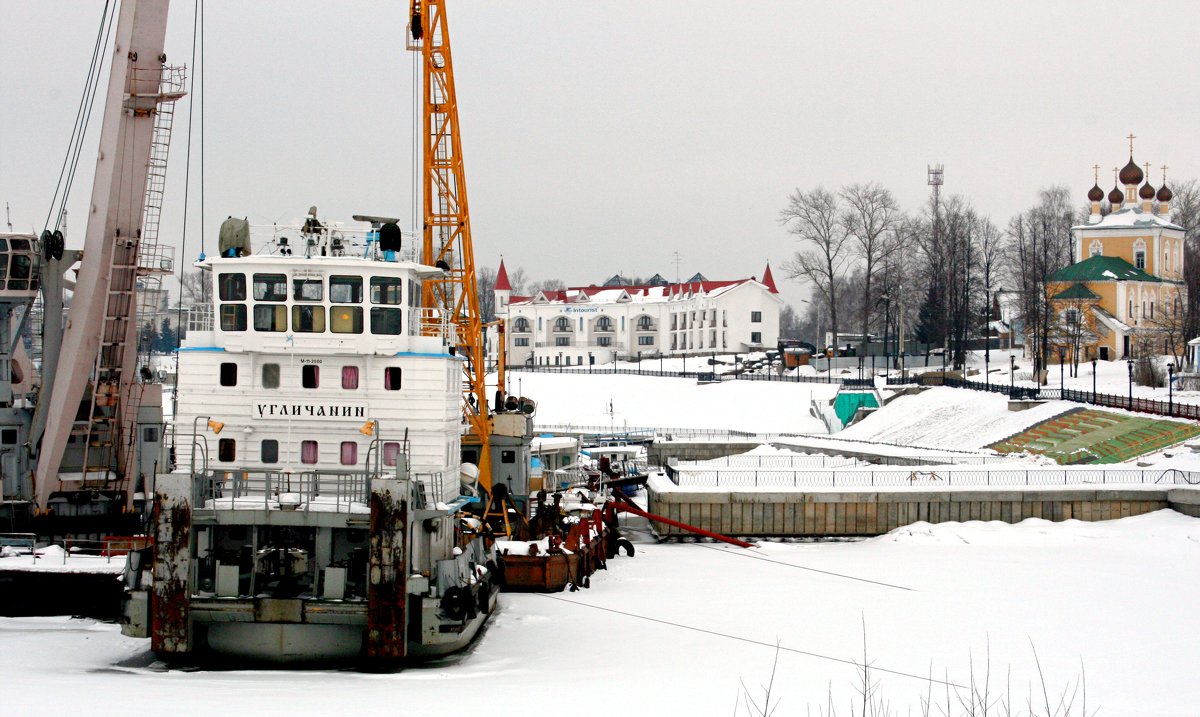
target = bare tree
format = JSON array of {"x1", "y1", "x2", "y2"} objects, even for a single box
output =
[
  {"x1": 1171, "y1": 179, "x2": 1200, "y2": 341},
  {"x1": 841, "y1": 182, "x2": 902, "y2": 357},
  {"x1": 180, "y1": 269, "x2": 212, "y2": 306},
  {"x1": 477, "y1": 266, "x2": 497, "y2": 322},
  {"x1": 780, "y1": 187, "x2": 854, "y2": 353}
]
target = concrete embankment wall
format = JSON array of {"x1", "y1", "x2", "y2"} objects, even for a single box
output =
[
  {"x1": 648, "y1": 441, "x2": 763, "y2": 463},
  {"x1": 646, "y1": 481, "x2": 1200, "y2": 537}
]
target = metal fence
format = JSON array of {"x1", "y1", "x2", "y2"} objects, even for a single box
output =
[
  {"x1": 667, "y1": 466, "x2": 1200, "y2": 488},
  {"x1": 507, "y1": 364, "x2": 861, "y2": 386},
  {"x1": 887, "y1": 374, "x2": 1200, "y2": 419},
  {"x1": 193, "y1": 470, "x2": 370, "y2": 513}
]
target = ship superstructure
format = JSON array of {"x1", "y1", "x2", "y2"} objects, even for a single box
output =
[{"x1": 124, "y1": 218, "x2": 499, "y2": 665}]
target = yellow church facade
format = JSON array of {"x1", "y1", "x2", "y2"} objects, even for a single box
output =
[{"x1": 1045, "y1": 152, "x2": 1185, "y2": 362}]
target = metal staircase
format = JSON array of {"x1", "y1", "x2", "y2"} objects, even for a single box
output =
[{"x1": 78, "y1": 66, "x2": 184, "y2": 484}]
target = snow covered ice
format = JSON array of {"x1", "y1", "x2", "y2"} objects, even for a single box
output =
[{"x1": 4, "y1": 510, "x2": 1198, "y2": 716}]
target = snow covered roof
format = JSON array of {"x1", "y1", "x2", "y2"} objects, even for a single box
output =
[
  {"x1": 511, "y1": 277, "x2": 769, "y2": 306},
  {"x1": 1074, "y1": 206, "x2": 1183, "y2": 232},
  {"x1": 1047, "y1": 255, "x2": 1160, "y2": 284},
  {"x1": 1051, "y1": 282, "x2": 1100, "y2": 301}
]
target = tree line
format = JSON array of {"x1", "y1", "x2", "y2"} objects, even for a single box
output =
[{"x1": 780, "y1": 179, "x2": 1200, "y2": 381}]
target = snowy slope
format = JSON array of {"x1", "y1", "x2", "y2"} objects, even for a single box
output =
[
  {"x1": 3, "y1": 511, "x2": 1198, "y2": 716},
  {"x1": 836, "y1": 386, "x2": 1077, "y2": 449},
  {"x1": 506, "y1": 371, "x2": 835, "y2": 434}
]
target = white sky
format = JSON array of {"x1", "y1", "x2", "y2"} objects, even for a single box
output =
[{"x1": 3, "y1": 0, "x2": 1199, "y2": 311}]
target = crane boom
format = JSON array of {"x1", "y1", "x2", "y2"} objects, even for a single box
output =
[{"x1": 409, "y1": 0, "x2": 493, "y2": 490}]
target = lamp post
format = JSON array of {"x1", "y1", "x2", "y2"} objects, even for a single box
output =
[
  {"x1": 858, "y1": 356, "x2": 864, "y2": 382},
  {"x1": 190, "y1": 415, "x2": 223, "y2": 474},
  {"x1": 1127, "y1": 358, "x2": 1134, "y2": 410},
  {"x1": 1091, "y1": 357, "x2": 1097, "y2": 404},
  {"x1": 1168, "y1": 362, "x2": 1176, "y2": 415},
  {"x1": 1058, "y1": 348, "x2": 1065, "y2": 394},
  {"x1": 1010, "y1": 355, "x2": 1016, "y2": 394}
]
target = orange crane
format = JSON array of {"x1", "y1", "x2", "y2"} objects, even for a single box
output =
[{"x1": 408, "y1": 0, "x2": 493, "y2": 491}]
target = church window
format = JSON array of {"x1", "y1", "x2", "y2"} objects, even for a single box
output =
[
  {"x1": 1135, "y1": 251, "x2": 1146, "y2": 270},
  {"x1": 1089, "y1": 240, "x2": 1102, "y2": 257},
  {"x1": 1063, "y1": 309, "x2": 1079, "y2": 325}
]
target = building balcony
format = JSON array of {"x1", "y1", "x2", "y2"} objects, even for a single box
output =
[{"x1": 634, "y1": 323, "x2": 656, "y2": 332}]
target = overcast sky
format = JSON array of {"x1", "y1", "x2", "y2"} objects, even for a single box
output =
[{"x1": 3, "y1": 1, "x2": 1199, "y2": 310}]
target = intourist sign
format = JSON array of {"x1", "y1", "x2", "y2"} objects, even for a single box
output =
[{"x1": 254, "y1": 401, "x2": 368, "y2": 420}]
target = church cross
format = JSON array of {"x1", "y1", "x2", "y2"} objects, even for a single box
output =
[
  {"x1": 1162, "y1": 165, "x2": 1169, "y2": 184},
  {"x1": 1093, "y1": 164, "x2": 1100, "y2": 184},
  {"x1": 1127, "y1": 133, "x2": 1136, "y2": 155}
]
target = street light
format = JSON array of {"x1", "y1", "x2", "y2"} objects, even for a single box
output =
[
  {"x1": 1010, "y1": 355, "x2": 1016, "y2": 394},
  {"x1": 1127, "y1": 358, "x2": 1134, "y2": 410},
  {"x1": 858, "y1": 356, "x2": 864, "y2": 382},
  {"x1": 1058, "y1": 348, "x2": 1065, "y2": 394},
  {"x1": 1091, "y1": 357, "x2": 1097, "y2": 404},
  {"x1": 1168, "y1": 362, "x2": 1176, "y2": 415}
]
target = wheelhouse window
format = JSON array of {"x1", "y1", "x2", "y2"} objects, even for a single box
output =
[
  {"x1": 384, "y1": 367, "x2": 401, "y2": 390},
  {"x1": 302, "y1": 365, "x2": 319, "y2": 389},
  {"x1": 370, "y1": 276, "x2": 403, "y2": 304},
  {"x1": 370, "y1": 308, "x2": 402, "y2": 335},
  {"x1": 330, "y1": 275, "x2": 363, "y2": 303},
  {"x1": 261, "y1": 439, "x2": 279, "y2": 464},
  {"x1": 300, "y1": 440, "x2": 318, "y2": 464},
  {"x1": 218, "y1": 438, "x2": 236, "y2": 462},
  {"x1": 253, "y1": 305, "x2": 287, "y2": 332},
  {"x1": 293, "y1": 278, "x2": 323, "y2": 302},
  {"x1": 340, "y1": 441, "x2": 358, "y2": 466},
  {"x1": 262, "y1": 363, "x2": 280, "y2": 389},
  {"x1": 342, "y1": 366, "x2": 359, "y2": 389},
  {"x1": 218, "y1": 273, "x2": 246, "y2": 301},
  {"x1": 292, "y1": 305, "x2": 326, "y2": 332},
  {"x1": 220, "y1": 304, "x2": 247, "y2": 331},
  {"x1": 331, "y1": 306, "x2": 364, "y2": 334},
  {"x1": 252, "y1": 273, "x2": 287, "y2": 301},
  {"x1": 219, "y1": 362, "x2": 237, "y2": 386}
]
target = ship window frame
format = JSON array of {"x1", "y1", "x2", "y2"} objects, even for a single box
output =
[
  {"x1": 501, "y1": 450, "x2": 516, "y2": 464},
  {"x1": 217, "y1": 438, "x2": 236, "y2": 463},
  {"x1": 370, "y1": 276, "x2": 404, "y2": 305},
  {"x1": 252, "y1": 273, "x2": 288, "y2": 301},
  {"x1": 369, "y1": 307, "x2": 402, "y2": 335},
  {"x1": 293, "y1": 277, "x2": 324, "y2": 302},
  {"x1": 340, "y1": 441, "x2": 358, "y2": 466},
  {"x1": 220, "y1": 304, "x2": 247, "y2": 332},
  {"x1": 253, "y1": 304, "x2": 288, "y2": 332},
  {"x1": 384, "y1": 367, "x2": 401, "y2": 390},
  {"x1": 291, "y1": 305, "x2": 326, "y2": 333},
  {"x1": 383, "y1": 442, "x2": 401, "y2": 466},
  {"x1": 300, "y1": 440, "x2": 318, "y2": 465},
  {"x1": 219, "y1": 362, "x2": 237, "y2": 386},
  {"x1": 218, "y1": 272, "x2": 247, "y2": 301},
  {"x1": 261, "y1": 439, "x2": 279, "y2": 464},
  {"x1": 330, "y1": 275, "x2": 363, "y2": 304},
  {"x1": 341, "y1": 365, "x2": 359, "y2": 390},
  {"x1": 330, "y1": 305, "x2": 364, "y2": 334},
  {"x1": 302, "y1": 364, "x2": 319, "y2": 389},
  {"x1": 262, "y1": 363, "x2": 280, "y2": 389}
]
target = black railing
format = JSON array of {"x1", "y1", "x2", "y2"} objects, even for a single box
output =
[
  {"x1": 886, "y1": 374, "x2": 1200, "y2": 419},
  {"x1": 506, "y1": 364, "x2": 867, "y2": 387}
]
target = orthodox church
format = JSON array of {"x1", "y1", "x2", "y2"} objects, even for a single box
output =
[{"x1": 1045, "y1": 139, "x2": 1185, "y2": 361}]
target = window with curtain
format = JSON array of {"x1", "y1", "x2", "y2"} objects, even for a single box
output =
[
  {"x1": 383, "y1": 442, "x2": 401, "y2": 466},
  {"x1": 385, "y1": 367, "x2": 401, "y2": 390},
  {"x1": 342, "y1": 365, "x2": 359, "y2": 389},
  {"x1": 302, "y1": 365, "x2": 319, "y2": 389},
  {"x1": 340, "y1": 441, "x2": 358, "y2": 466},
  {"x1": 261, "y1": 439, "x2": 279, "y2": 463},
  {"x1": 300, "y1": 440, "x2": 319, "y2": 464}
]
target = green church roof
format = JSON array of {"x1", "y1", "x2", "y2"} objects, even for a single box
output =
[
  {"x1": 1051, "y1": 282, "x2": 1100, "y2": 300},
  {"x1": 1046, "y1": 255, "x2": 1160, "y2": 283}
]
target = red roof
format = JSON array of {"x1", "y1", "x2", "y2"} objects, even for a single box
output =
[
  {"x1": 761, "y1": 262, "x2": 778, "y2": 293},
  {"x1": 495, "y1": 259, "x2": 511, "y2": 291}
]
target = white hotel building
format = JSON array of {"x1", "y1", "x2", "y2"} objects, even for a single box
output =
[{"x1": 492, "y1": 261, "x2": 783, "y2": 367}]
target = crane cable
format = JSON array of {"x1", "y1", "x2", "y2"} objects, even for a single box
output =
[
  {"x1": 43, "y1": 0, "x2": 116, "y2": 235},
  {"x1": 170, "y1": 0, "x2": 203, "y2": 425},
  {"x1": 535, "y1": 593, "x2": 965, "y2": 689},
  {"x1": 693, "y1": 542, "x2": 916, "y2": 592}
]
